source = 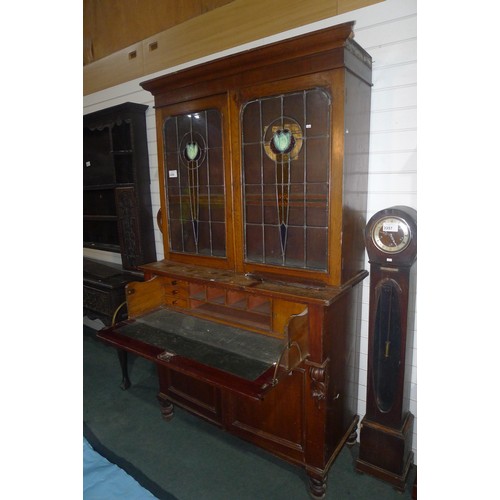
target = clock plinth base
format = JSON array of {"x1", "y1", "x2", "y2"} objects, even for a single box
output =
[{"x1": 356, "y1": 412, "x2": 414, "y2": 491}]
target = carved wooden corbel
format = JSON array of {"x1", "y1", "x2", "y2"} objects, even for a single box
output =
[{"x1": 306, "y1": 358, "x2": 330, "y2": 408}]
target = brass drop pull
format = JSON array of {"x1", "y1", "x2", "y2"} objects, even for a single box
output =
[{"x1": 384, "y1": 340, "x2": 391, "y2": 358}]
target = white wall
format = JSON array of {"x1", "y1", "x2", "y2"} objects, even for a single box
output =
[{"x1": 84, "y1": 0, "x2": 418, "y2": 464}]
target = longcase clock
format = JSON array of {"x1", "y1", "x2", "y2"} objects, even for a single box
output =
[{"x1": 356, "y1": 206, "x2": 417, "y2": 491}]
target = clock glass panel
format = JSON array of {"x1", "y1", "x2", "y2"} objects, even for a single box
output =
[
  {"x1": 371, "y1": 216, "x2": 410, "y2": 254},
  {"x1": 373, "y1": 279, "x2": 402, "y2": 413}
]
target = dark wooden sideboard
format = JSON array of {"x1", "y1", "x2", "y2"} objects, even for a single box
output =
[
  {"x1": 98, "y1": 21, "x2": 372, "y2": 497},
  {"x1": 83, "y1": 258, "x2": 142, "y2": 325}
]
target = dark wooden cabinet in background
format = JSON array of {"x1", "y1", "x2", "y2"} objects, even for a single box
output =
[
  {"x1": 98, "y1": 22, "x2": 372, "y2": 497},
  {"x1": 83, "y1": 258, "x2": 140, "y2": 325},
  {"x1": 83, "y1": 102, "x2": 156, "y2": 270},
  {"x1": 83, "y1": 102, "x2": 156, "y2": 324}
]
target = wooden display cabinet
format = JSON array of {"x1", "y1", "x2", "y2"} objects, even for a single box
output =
[
  {"x1": 98, "y1": 22, "x2": 372, "y2": 497},
  {"x1": 83, "y1": 102, "x2": 156, "y2": 324},
  {"x1": 83, "y1": 102, "x2": 156, "y2": 270}
]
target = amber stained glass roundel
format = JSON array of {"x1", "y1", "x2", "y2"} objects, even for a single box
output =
[{"x1": 263, "y1": 117, "x2": 303, "y2": 161}]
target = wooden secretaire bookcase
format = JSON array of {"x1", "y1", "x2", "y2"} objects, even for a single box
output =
[{"x1": 98, "y1": 21, "x2": 372, "y2": 497}]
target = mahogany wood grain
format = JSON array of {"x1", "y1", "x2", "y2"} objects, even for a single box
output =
[{"x1": 125, "y1": 276, "x2": 166, "y2": 318}]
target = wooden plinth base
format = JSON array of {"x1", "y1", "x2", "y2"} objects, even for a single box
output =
[{"x1": 355, "y1": 412, "x2": 414, "y2": 491}]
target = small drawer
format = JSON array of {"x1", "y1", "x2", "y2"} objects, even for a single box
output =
[
  {"x1": 165, "y1": 288, "x2": 188, "y2": 298},
  {"x1": 165, "y1": 297, "x2": 188, "y2": 308},
  {"x1": 163, "y1": 278, "x2": 188, "y2": 308},
  {"x1": 166, "y1": 279, "x2": 188, "y2": 288}
]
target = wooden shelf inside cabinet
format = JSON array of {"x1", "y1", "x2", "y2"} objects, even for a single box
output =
[
  {"x1": 186, "y1": 284, "x2": 273, "y2": 333},
  {"x1": 84, "y1": 215, "x2": 118, "y2": 221}
]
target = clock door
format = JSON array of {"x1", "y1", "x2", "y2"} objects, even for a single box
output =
[
  {"x1": 365, "y1": 264, "x2": 412, "y2": 429},
  {"x1": 372, "y1": 278, "x2": 402, "y2": 415}
]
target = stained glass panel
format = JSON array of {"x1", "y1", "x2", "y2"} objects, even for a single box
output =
[
  {"x1": 241, "y1": 89, "x2": 331, "y2": 271},
  {"x1": 163, "y1": 109, "x2": 226, "y2": 257}
]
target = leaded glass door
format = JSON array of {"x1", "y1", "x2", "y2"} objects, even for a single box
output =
[
  {"x1": 159, "y1": 96, "x2": 234, "y2": 268},
  {"x1": 241, "y1": 88, "x2": 332, "y2": 273}
]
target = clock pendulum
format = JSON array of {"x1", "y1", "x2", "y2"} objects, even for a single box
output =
[{"x1": 356, "y1": 206, "x2": 417, "y2": 491}]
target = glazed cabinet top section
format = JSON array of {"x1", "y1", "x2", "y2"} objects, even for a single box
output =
[{"x1": 141, "y1": 21, "x2": 372, "y2": 286}]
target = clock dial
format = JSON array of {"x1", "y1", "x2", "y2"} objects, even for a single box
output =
[{"x1": 371, "y1": 216, "x2": 411, "y2": 254}]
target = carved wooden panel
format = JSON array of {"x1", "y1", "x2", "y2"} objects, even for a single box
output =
[{"x1": 115, "y1": 186, "x2": 142, "y2": 269}]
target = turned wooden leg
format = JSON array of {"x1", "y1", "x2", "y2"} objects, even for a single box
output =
[
  {"x1": 308, "y1": 474, "x2": 327, "y2": 499},
  {"x1": 117, "y1": 349, "x2": 131, "y2": 390},
  {"x1": 157, "y1": 393, "x2": 174, "y2": 421},
  {"x1": 346, "y1": 425, "x2": 358, "y2": 447}
]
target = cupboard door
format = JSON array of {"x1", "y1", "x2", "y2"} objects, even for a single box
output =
[{"x1": 227, "y1": 368, "x2": 306, "y2": 462}]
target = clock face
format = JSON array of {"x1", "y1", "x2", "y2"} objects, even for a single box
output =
[{"x1": 371, "y1": 216, "x2": 411, "y2": 254}]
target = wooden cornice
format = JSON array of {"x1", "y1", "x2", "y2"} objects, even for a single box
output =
[{"x1": 140, "y1": 22, "x2": 372, "y2": 108}]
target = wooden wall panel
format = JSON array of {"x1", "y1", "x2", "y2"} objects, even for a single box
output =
[
  {"x1": 83, "y1": 0, "x2": 382, "y2": 95},
  {"x1": 84, "y1": 42, "x2": 145, "y2": 93},
  {"x1": 84, "y1": 0, "x2": 234, "y2": 65}
]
